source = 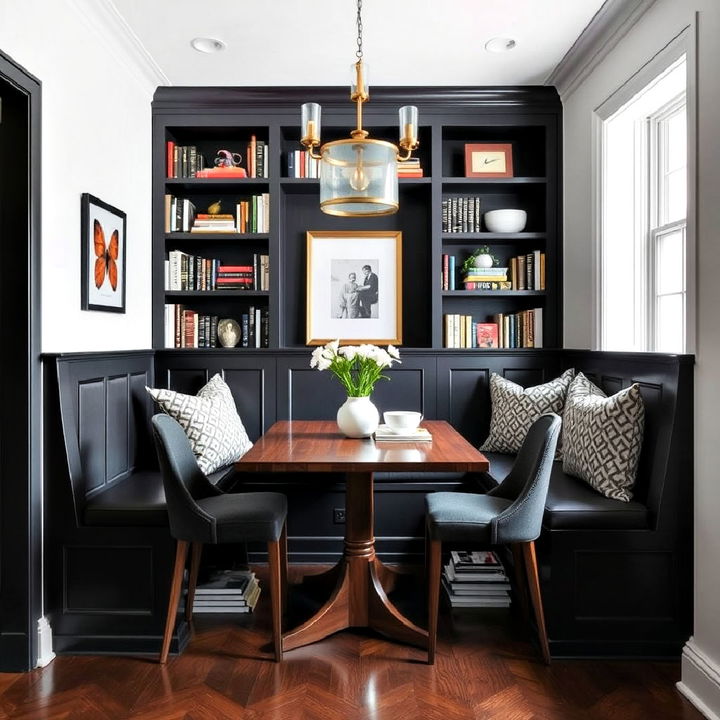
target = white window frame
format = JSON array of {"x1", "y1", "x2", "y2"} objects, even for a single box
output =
[
  {"x1": 592, "y1": 24, "x2": 696, "y2": 353},
  {"x1": 647, "y1": 96, "x2": 687, "y2": 351}
]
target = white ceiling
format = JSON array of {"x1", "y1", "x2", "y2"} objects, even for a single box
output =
[{"x1": 110, "y1": 0, "x2": 606, "y2": 87}]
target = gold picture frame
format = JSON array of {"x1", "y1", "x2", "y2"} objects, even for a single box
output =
[{"x1": 306, "y1": 230, "x2": 403, "y2": 345}]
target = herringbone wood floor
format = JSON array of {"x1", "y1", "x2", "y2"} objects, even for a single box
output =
[{"x1": 0, "y1": 565, "x2": 701, "y2": 720}]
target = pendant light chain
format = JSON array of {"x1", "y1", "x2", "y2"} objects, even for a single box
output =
[{"x1": 355, "y1": 0, "x2": 363, "y2": 59}]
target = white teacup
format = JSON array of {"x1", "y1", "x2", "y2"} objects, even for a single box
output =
[{"x1": 383, "y1": 411, "x2": 423, "y2": 434}]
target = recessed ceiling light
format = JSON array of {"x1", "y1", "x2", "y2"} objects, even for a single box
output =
[
  {"x1": 191, "y1": 37, "x2": 226, "y2": 54},
  {"x1": 485, "y1": 37, "x2": 517, "y2": 53}
]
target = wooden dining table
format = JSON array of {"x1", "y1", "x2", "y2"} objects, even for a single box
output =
[{"x1": 235, "y1": 420, "x2": 489, "y2": 654}]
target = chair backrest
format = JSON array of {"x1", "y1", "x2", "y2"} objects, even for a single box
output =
[
  {"x1": 151, "y1": 414, "x2": 220, "y2": 542},
  {"x1": 488, "y1": 413, "x2": 561, "y2": 544}
]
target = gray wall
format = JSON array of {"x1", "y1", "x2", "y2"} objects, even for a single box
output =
[{"x1": 561, "y1": 1, "x2": 720, "y2": 714}]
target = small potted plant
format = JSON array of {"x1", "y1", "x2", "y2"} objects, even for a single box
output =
[
  {"x1": 462, "y1": 246, "x2": 500, "y2": 274},
  {"x1": 310, "y1": 340, "x2": 401, "y2": 437}
]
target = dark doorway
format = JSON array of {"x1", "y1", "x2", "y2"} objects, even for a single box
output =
[{"x1": 0, "y1": 51, "x2": 41, "y2": 672}]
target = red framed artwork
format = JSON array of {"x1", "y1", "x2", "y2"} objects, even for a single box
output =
[{"x1": 464, "y1": 143, "x2": 514, "y2": 178}]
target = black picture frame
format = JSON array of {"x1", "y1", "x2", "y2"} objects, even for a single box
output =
[{"x1": 81, "y1": 192, "x2": 127, "y2": 312}]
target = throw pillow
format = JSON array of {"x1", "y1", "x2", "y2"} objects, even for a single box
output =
[
  {"x1": 562, "y1": 372, "x2": 644, "y2": 502},
  {"x1": 146, "y1": 374, "x2": 252, "y2": 474},
  {"x1": 480, "y1": 368, "x2": 574, "y2": 454}
]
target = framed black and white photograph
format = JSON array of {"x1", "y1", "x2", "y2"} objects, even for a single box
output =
[
  {"x1": 306, "y1": 230, "x2": 402, "y2": 345},
  {"x1": 80, "y1": 193, "x2": 126, "y2": 312}
]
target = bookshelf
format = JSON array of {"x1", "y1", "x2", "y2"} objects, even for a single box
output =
[{"x1": 151, "y1": 87, "x2": 561, "y2": 351}]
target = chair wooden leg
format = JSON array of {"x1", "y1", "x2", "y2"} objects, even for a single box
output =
[
  {"x1": 186, "y1": 542, "x2": 203, "y2": 622},
  {"x1": 279, "y1": 523, "x2": 288, "y2": 613},
  {"x1": 267, "y1": 538, "x2": 283, "y2": 662},
  {"x1": 511, "y1": 543, "x2": 530, "y2": 621},
  {"x1": 160, "y1": 540, "x2": 189, "y2": 664},
  {"x1": 521, "y1": 541, "x2": 551, "y2": 665},
  {"x1": 427, "y1": 538, "x2": 442, "y2": 665}
]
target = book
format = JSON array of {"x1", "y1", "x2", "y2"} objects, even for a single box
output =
[
  {"x1": 476, "y1": 323, "x2": 499, "y2": 348},
  {"x1": 374, "y1": 425, "x2": 432, "y2": 442}
]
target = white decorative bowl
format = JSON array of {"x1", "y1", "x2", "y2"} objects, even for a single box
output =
[
  {"x1": 484, "y1": 209, "x2": 527, "y2": 233},
  {"x1": 383, "y1": 411, "x2": 423, "y2": 434}
]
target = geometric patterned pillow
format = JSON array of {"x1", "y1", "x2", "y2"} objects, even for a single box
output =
[
  {"x1": 561, "y1": 372, "x2": 644, "y2": 502},
  {"x1": 480, "y1": 368, "x2": 574, "y2": 455},
  {"x1": 146, "y1": 374, "x2": 252, "y2": 475}
]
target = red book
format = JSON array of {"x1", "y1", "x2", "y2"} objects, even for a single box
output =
[
  {"x1": 195, "y1": 167, "x2": 248, "y2": 178},
  {"x1": 216, "y1": 278, "x2": 253, "y2": 284},
  {"x1": 442, "y1": 254, "x2": 449, "y2": 291},
  {"x1": 476, "y1": 323, "x2": 499, "y2": 349},
  {"x1": 166, "y1": 141, "x2": 175, "y2": 178},
  {"x1": 218, "y1": 265, "x2": 253, "y2": 272}
]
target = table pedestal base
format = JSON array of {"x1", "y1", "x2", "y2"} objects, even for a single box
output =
[
  {"x1": 282, "y1": 471, "x2": 428, "y2": 653},
  {"x1": 283, "y1": 557, "x2": 428, "y2": 652}
]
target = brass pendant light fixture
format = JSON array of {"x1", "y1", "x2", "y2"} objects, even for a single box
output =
[{"x1": 300, "y1": 0, "x2": 419, "y2": 217}]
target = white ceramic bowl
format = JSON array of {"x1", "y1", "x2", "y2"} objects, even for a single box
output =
[
  {"x1": 383, "y1": 411, "x2": 423, "y2": 434},
  {"x1": 484, "y1": 208, "x2": 527, "y2": 233}
]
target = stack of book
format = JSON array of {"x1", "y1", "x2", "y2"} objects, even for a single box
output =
[
  {"x1": 441, "y1": 254, "x2": 458, "y2": 290},
  {"x1": 163, "y1": 305, "x2": 270, "y2": 348},
  {"x1": 193, "y1": 569, "x2": 261, "y2": 614},
  {"x1": 164, "y1": 196, "x2": 196, "y2": 233},
  {"x1": 287, "y1": 151, "x2": 320, "y2": 178},
  {"x1": 374, "y1": 425, "x2": 432, "y2": 442},
  {"x1": 246, "y1": 136, "x2": 268, "y2": 178},
  {"x1": 442, "y1": 551, "x2": 511, "y2": 608},
  {"x1": 509, "y1": 251, "x2": 545, "y2": 290},
  {"x1": 463, "y1": 266, "x2": 510, "y2": 290},
  {"x1": 216, "y1": 257, "x2": 270, "y2": 292},
  {"x1": 397, "y1": 157, "x2": 423, "y2": 178},
  {"x1": 492, "y1": 309, "x2": 543, "y2": 348},
  {"x1": 444, "y1": 316, "x2": 500, "y2": 349},
  {"x1": 165, "y1": 251, "x2": 221, "y2": 291},
  {"x1": 163, "y1": 305, "x2": 219, "y2": 348},
  {"x1": 195, "y1": 166, "x2": 247, "y2": 179},
  {"x1": 442, "y1": 196, "x2": 483, "y2": 233},
  {"x1": 191, "y1": 213, "x2": 236, "y2": 234},
  {"x1": 237, "y1": 194, "x2": 270, "y2": 234},
  {"x1": 166, "y1": 143, "x2": 206, "y2": 178},
  {"x1": 239, "y1": 306, "x2": 270, "y2": 348}
]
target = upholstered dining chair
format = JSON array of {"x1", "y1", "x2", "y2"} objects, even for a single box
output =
[
  {"x1": 425, "y1": 413, "x2": 561, "y2": 665},
  {"x1": 151, "y1": 414, "x2": 288, "y2": 663}
]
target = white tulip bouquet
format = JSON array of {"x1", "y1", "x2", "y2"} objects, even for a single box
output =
[{"x1": 310, "y1": 340, "x2": 401, "y2": 397}]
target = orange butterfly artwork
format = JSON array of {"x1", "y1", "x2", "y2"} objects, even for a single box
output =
[{"x1": 93, "y1": 219, "x2": 119, "y2": 291}]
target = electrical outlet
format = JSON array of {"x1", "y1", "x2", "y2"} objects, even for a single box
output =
[{"x1": 333, "y1": 508, "x2": 346, "y2": 524}]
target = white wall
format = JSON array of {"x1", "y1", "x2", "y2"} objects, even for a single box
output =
[
  {"x1": 0, "y1": 0, "x2": 156, "y2": 351},
  {"x1": 562, "y1": 2, "x2": 720, "y2": 717}
]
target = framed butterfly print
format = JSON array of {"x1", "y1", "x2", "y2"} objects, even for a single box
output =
[{"x1": 81, "y1": 193, "x2": 126, "y2": 312}]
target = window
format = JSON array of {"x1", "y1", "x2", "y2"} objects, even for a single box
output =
[{"x1": 598, "y1": 55, "x2": 689, "y2": 352}]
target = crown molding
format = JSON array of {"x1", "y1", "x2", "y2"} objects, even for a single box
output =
[
  {"x1": 67, "y1": 0, "x2": 169, "y2": 92},
  {"x1": 153, "y1": 86, "x2": 562, "y2": 114},
  {"x1": 545, "y1": 0, "x2": 657, "y2": 99}
]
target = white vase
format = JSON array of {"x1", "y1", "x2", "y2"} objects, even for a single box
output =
[
  {"x1": 336, "y1": 396, "x2": 380, "y2": 438},
  {"x1": 474, "y1": 254, "x2": 494, "y2": 269}
]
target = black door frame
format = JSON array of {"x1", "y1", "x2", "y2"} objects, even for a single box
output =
[{"x1": 0, "y1": 50, "x2": 42, "y2": 672}]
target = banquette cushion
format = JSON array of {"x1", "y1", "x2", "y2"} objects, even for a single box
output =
[
  {"x1": 84, "y1": 465, "x2": 236, "y2": 527},
  {"x1": 478, "y1": 452, "x2": 649, "y2": 531}
]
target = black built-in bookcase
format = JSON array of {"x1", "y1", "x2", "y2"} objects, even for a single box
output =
[{"x1": 151, "y1": 86, "x2": 561, "y2": 351}]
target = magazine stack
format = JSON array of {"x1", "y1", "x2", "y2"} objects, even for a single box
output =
[
  {"x1": 442, "y1": 550, "x2": 511, "y2": 608},
  {"x1": 193, "y1": 569, "x2": 261, "y2": 614}
]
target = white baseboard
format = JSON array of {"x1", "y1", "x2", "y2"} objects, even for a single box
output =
[
  {"x1": 36, "y1": 616, "x2": 55, "y2": 668},
  {"x1": 677, "y1": 637, "x2": 720, "y2": 720}
]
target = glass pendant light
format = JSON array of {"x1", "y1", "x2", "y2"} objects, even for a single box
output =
[{"x1": 300, "y1": 0, "x2": 419, "y2": 217}]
